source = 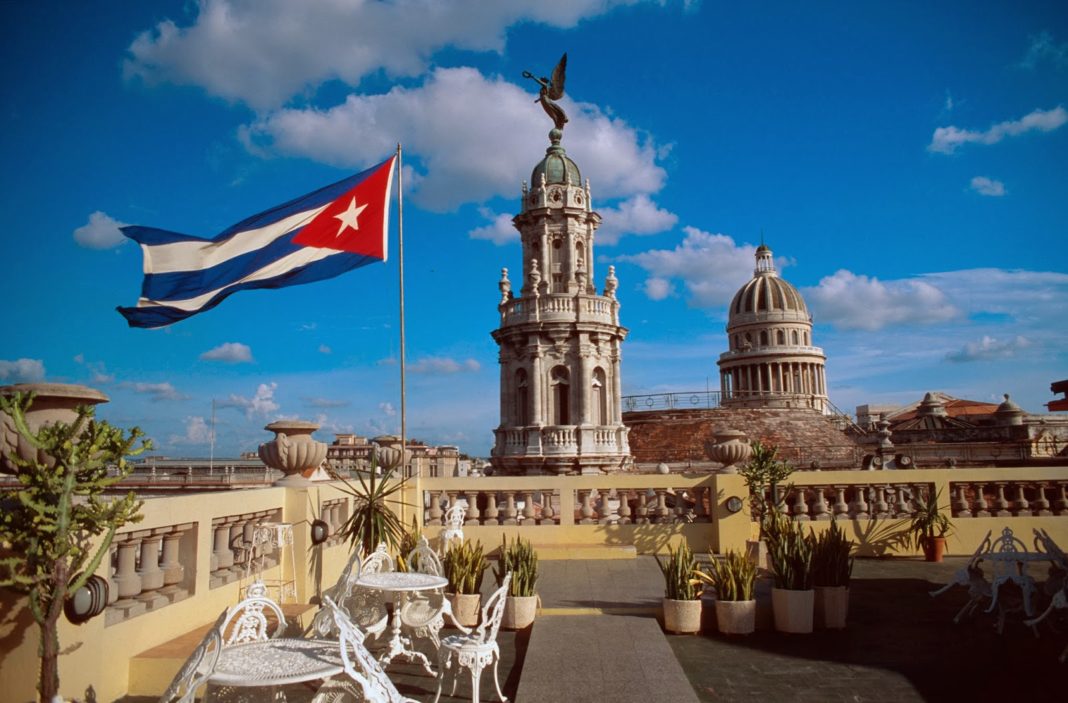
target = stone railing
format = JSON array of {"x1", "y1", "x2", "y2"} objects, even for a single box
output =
[
  {"x1": 106, "y1": 523, "x2": 195, "y2": 626},
  {"x1": 949, "y1": 479, "x2": 1068, "y2": 517},
  {"x1": 499, "y1": 293, "x2": 619, "y2": 327},
  {"x1": 321, "y1": 497, "x2": 349, "y2": 546},
  {"x1": 208, "y1": 509, "x2": 283, "y2": 589}
]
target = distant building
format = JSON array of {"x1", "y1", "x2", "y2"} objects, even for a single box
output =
[{"x1": 326, "y1": 433, "x2": 460, "y2": 478}]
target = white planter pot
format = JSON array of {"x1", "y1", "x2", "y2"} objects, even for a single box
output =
[
  {"x1": 714, "y1": 599, "x2": 756, "y2": 635},
  {"x1": 662, "y1": 597, "x2": 702, "y2": 634},
  {"x1": 502, "y1": 594, "x2": 538, "y2": 630},
  {"x1": 771, "y1": 587, "x2": 814, "y2": 634},
  {"x1": 815, "y1": 586, "x2": 849, "y2": 629},
  {"x1": 449, "y1": 593, "x2": 482, "y2": 628}
]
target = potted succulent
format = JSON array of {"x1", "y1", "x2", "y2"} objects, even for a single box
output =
[
  {"x1": 442, "y1": 539, "x2": 488, "y2": 627},
  {"x1": 908, "y1": 488, "x2": 952, "y2": 562},
  {"x1": 811, "y1": 519, "x2": 854, "y2": 629},
  {"x1": 765, "y1": 511, "x2": 815, "y2": 633},
  {"x1": 495, "y1": 535, "x2": 539, "y2": 629},
  {"x1": 657, "y1": 543, "x2": 703, "y2": 634},
  {"x1": 698, "y1": 550, "x2": 757, "y2": 635}
]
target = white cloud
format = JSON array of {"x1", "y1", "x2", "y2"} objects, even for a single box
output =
[
  {"x1": 73, "y1": 354, "x2": 114, "y2": 384},
  {"x1": 969, "y1": 176, "x2": 1006, "y2": 197},
  {"x1": 170, "y1": 416, "x2": 212, "y2": 445},
  {"x1": 928, "y1": 106, "x2": 1067, "y2": 154},
  {"x1": 0, "y1": 358, "x2": 45, "y2": 383},
  {"x1": 946, "y1": 335, "x2": 1032, "y2": 363},
  {"x1": 1020, "y1": 31, "x2": 1068, "y2": 70},
  {"x1": 240, "y1": 67, "x2": 667, "y2": 211},
  {"x1": 125, "y1": 0, "x2": 655, "y2": 110},
  {"x1": 596, "y1": 194, "x2": 678, "y2": 245},
  {"x1": 469, "y1": 210, "x2": 518, "y2": 245},
  {"x1": 73, "y1": 211, "x2": 128, "y2": 249},
  {"x1": 804, "y1": 270, "x2": 960, "y2": 331},
  {"x1": 318, "y1": 344, "x2": 332, "y2": 355},
  {"x1": 219, "y1": 382, "x2": 280, "y2": 419},
  {"x1": 121, "y1": 381, "x2": 188, "y2": 402},
  {"x1": 616, "y1": 227, "x2": 771, "y2": 308},
  {"x1": 379, "y1": 402, "x2": 397, "y2": 417},
  {"x1": 200, "y1": 342, "x2": 253, "y2": 363},
  {"x1": 408, "y1": 357, "x2": 481, "y2": 374}
]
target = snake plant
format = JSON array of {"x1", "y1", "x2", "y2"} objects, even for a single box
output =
[{"x1": 495, "y1": 535, "x2": 539, "y2": 597}]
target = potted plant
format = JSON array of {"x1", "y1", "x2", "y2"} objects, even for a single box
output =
[
  {"x1": 442, "y1": 539, "x2": 488, "y2": 627},
  {"x1": 334, "y1": 447, "x2": 410, "y2": 556},
  {"x1": 738, "y1": 441, "x2": 794, "y2": 569},
  {"x1": 698, "y1": 550, "x2": 757, "y2": 635},
  {"x1": 494, "y1": 535, "x2": 539, "y2": 629},
  {"x1": 657, "y1": 542, "x2": 703, "y2": 634},
  {"x1": 765, "y1": 511, "x2": 815, "y2": 633},
  {"x1": 811, "y1": 519, "x2": 854, "y2": 629},
  {"x1": 908, "y1": 487, "x2": 952, "y2": 562}
]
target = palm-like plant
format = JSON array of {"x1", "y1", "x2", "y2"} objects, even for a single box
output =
[
  {"x1": 334, "y1": 448, "x2": 410, "y2": 556},
  {"x1": 907, "y1": 487, "x2": 952, "y2": 550},
  {"x1": 738, "y1": 440, "x2": 794, "y2": 532}
]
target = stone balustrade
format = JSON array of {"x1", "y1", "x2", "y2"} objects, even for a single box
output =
[
  {"x1": 500, "y1": 293, "x2": 619, "y2": 327},
  {"x1": 321, "y1": 498, "x2": 349, "y2": 546},
  {"x1": 209, "y1": 509, "x2": 282, "y2": 589},
  {"x1": 949, "y1": 480, "x2": 1068, "y2": 518},
  {"x1": 106, "y1": 522, "x2": 195, "y2": 626}
]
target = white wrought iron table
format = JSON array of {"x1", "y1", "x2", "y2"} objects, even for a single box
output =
[
  {"x1": 355, "y1": 571, "x2": 449, "y2": 675},
  {"x1": 208, "y1": 638, "x2": 343, "y2": 687}
]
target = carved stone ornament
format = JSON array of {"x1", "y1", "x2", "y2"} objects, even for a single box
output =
[
  {"x1": 258, "y1": 420, "x2": 327, "y2": 487},
  {"x1": 704, "y1": 430, "x2": 753, "y2": 474},
  {"x1": 0, "y1": 383, "x2": 109, "y2": 474}
]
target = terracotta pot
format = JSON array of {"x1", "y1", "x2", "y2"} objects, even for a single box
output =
[
  {"x1": 662, "y1": 597, "x2": 702, "y2": 634},
  {"x1": 0, "y1": 383, "x2": 108, "y2": 473},
  {"x1": 715, "y1": 599, "x2": 756, "y2": 635},
  {"x1": 814, "y1": 586, "x2": 849, "y2": 629},
  {"x1": 502, "y1": 594, "x2": 538, "y2": 630},
  {"x1": 923, "y1": 536, "x2": 946, "y2": 562},
  {"x1": 257, "y1": 420, "x2": 327, "y2": 486},
  {"x1": 449, "y1": 593, "x2": 482, "y2": 628},
  {"x1": 771, "y1": 587, "x2": 814, "y2": 633}
]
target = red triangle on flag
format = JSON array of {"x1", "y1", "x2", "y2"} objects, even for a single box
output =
[{"x1": 293, "y1": 157, "x2": 395, "y2": 258}]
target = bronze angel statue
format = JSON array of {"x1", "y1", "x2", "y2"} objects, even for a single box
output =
[{"x1": 523, "y1": 53, "x2": 568, "y2": 131}]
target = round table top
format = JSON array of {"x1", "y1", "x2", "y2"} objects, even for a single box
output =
[
  {"x1": 356, "y1": 571, "x2": 448, "y2": 592},
  {"x1": 209, "y1": 638, "x2": 343, "y2": 686}
]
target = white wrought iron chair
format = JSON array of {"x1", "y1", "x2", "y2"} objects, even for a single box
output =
[
  {"x1": 313, "y1": 596, "x2": 419, "y2": 703},
  {"x1": 434, "y1": 573, "x2": 511, "y2": 703},
  {"x1": 221, "y1": 580, "x2": 288, "y2": 645},
  {"x1": 399, "y1": 535, "x2": 467, "y2": 650},
  {"x1": 440, "y1": 503, "x2": 467, "y2": 552},
  {"x1": 309, "y1": 548, "x2": 364, "y2": 639},
  {"x1": 159, "y1": 611, "x2": 227, "y2": 703}
]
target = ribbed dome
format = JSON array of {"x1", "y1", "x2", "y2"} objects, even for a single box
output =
[
  {"x1": 531, "y1": 131, "x2": 581, "y2": 186},
  {"x1": 729, "y1": 275, "x2": 808, "y2": 316}
]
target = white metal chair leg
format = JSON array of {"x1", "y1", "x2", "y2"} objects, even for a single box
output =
[{"x1": 492, "y1": 654, "x2": 509, "y2": 703}]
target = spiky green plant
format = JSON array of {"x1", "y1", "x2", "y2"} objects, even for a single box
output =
[
  {"x1": 395, "y1": 517, "x2": 421, "y2": 573},
  {"x1": 495, "y1": 535, "x2": 539, "y2": 597},
  {"x1": 657, "y1": 543, "x2": 701, "y2": 600},
  {"x1": 0, "y1": 391, "x2": 149, "y2": 703},
  {"x1": 812, "y1": 519, "x2": 855, "y2": 588},
  {"x1": 766, "y1": 516, "x2": 814, "y2": 591},
  {"x1": 335, "y1": 448, "x2": 410, "y2": 556},
  {"x1": 696, "y1": 550, "x2": 756, "y2": 602},
  {"x1": 443, "y1": 539, "x2": 488, "y2": 595},
  {"x1": 907, "y1": 487, "x2": 952, "y2": 551},
  {"x1": 738, "y1": 441, "x2": 795, "y2": 534}
]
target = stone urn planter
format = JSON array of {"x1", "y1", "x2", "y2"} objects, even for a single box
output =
[
  {"x1": 502, "y1": 594, "x2": 539, "y2": 630},
  {"x1": 449, "y1": 593, "x2": 482, "y2": 628},
  {"x1": 258, "y1": 420, "x2": 327, "y2": 487},
  {"x1": 373, "y1": 444, "x2": 413, "y2": 475},
  {"x1": 662, "y1": 598, "x2": 703, "y2": 634},
  {"x1": 772, "y1": 588, "x2": 814, "y2": 633},
  {"x1": 715, "y1": 599, "x2": 757, "y2": 635},
  {"x1": 0, "y1": 383, "x2": 109, "y2": 473},
  {"x1": 704, "y1": 430, "x2": 752, "y2": 474},
  {"x1": 814, "y1": 585, "x2": 849, "y2": 629}
]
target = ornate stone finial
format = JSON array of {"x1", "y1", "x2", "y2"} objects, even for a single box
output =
[
  {"x1": 576, "y1": 268, "x2": 587, "y2": 292},
  {"x1": 521, "y1": 180, "x2": 528, "y2": 196},
  {"x1": 603, "y1": 265, "x2": 618, "y2": 299},
  {"x1": 522, "y1": 53, "x2": 568, "y2": 134},
  {"x1": 529, "y1": 258, "x2": 542, "y2": 293},
  {"x1": 499, "y1": 267, "x2": 512, "y2": 304}
]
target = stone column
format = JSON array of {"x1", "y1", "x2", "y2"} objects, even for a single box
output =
[{"x1": 531, "y1": 350, "x2": 544, "y2": 427}]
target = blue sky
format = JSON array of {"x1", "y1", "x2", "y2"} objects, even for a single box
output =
[{"x1": 2, "y1": 1, "x2": 1066, "y2": 457}]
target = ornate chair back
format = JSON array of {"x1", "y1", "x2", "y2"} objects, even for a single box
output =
[
  {"x1": 362, "y1": 542, "x2": 395, "y2": 575},
  {"x1": 222, "y1": 580, "x2": 287, "y2": 645},
  {"x1": 440, "y1": 503, "x2": 466, "y2": 550},
  {"x1": 407, "y1": 535, "x2": 443, "y2": 576},
  {"x1": 477, "y1": 572, "x2": 511, "y2": 646},
  {"x1": 323, "y1": 596, "x2": 416, "y2": 703},
  {"x1": 159, "y1": 610, "x2": 226, "y2": 703}
]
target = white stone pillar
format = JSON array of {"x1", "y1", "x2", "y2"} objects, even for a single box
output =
[{"x1": 531, "y1": 349, "x2": 544, "y2": 426}]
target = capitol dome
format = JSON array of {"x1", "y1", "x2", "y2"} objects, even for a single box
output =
[
  {"x1": 531, "y1": 132, "x2": 581, "y2": 186},
  {"x1": 717, "y1": 244, "x2": 828, "y2": 412}
]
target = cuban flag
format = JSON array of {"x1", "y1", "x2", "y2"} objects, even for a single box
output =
[{"x1": 117, "y1": 156, "x2": 397, "y2": 328}]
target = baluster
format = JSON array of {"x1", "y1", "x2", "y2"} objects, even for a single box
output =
[
  {"x1": 484, "y1": 492, "x2": 501, "y2": 525},
  {"x1": 873, "y1": 486, "x2": 889, "y2": 519},
  {"x1": 538, "y1": 491, "x2": 556, "y2": 525},
  {"x1": 446, "y1": 491, "x2": 459, "y2": 516},
  {"x1": 833, "y1": 486, "x2": 849, "y2": 518},
  {"x1": 1055, "y1": 483, "x2": 1068, "y2": 515},
  {"x1": 428, "y1": 491, "x2": 443, "y2": 524},
  {"x1": 636, "y1": 491, "x2": 650, "y2": 524},
  {"x1": 522, "y1": 491, "x2": 537, "y2": 524},
  {"x1": 954, "y1": 483, "x2": 972, "y2": 517},
  {"x1": 974, "y1": 482, "x2": 991, "y2": 517},
  {"x1": 600, "y1": 488, "x2": 621, "y2": 525},
  {"x1": 812, "y1": 486, "x2": 830, "y2": 521},
  {"x1": 465, "y1": 492, "x2": 482, "y2": 526},
  {"x1": 111, "y1": 534, "x2": 146, "y2": 619},
  {"x1": 502, "y1": 491, "x2": 519, "y2": 525},
  {"x1": 1013, "y1": 484, "x2": 1031, "y2": 516},
  {"x1": 157, "y1": 525, "x2": 188, "y2": 601},
  {"x1": 994, "y1": 482, "x2": 1011, "y2": 517},
  {"x1": 229, "y1": 519, "x2": 248, "y2": 573},
  {"x1": 241, "y1": 519, "x2": 259, "y2": 567},
  {"x1": 852, "y1": 486, "x2": 869, "y2": 520},
  {"x1": 894, "y1": 485, "x2": 910, "y2": 516},
  {"x1": 108, "y1": 546, "x2": 119, "y2": 606},
  {"x1": 580, "y1": 490, "x2": 596, "y2": 525},
  {"x1": 1034, "y1": 483, "x2": 1052, "y2": 516},
  {"x1": 617, "y1": 489, "x2": 633, "y2": 525},
  {"x1": 212, "y1": 521, "x2": 234, "y2": 574},
  {"x1": 791, "y1": 487, "x2": 810, "y2": 521},
  {"x1": 654, "y1": 489, "x2": 671, "y2": 523}
]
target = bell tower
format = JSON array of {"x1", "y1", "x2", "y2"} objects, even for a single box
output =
[{"x1": 490, "y1": 130, "x2": 631, "y2": 475}]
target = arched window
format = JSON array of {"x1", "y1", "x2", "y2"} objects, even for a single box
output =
[
  {"x1": 550, "y1": 366, "x2": 570, "y2": 425},
  {"x1": 515, "y1": 369, "x2": 529, "y2": 426},
  {"x1": 760, "y1": 330, "x2": 769, "y2": 347},
  {"x1": 733, "y1": 334, "x2": 740, "y2": 350},
  {"x1": 592, "y1": 367, "x2": 607, "y2": 425},
  {"x1": 791, "y1": 330, "x2": 799, "y2": 345},
  {"x1": 776, "y1": 330, "x2": 785, "y2": 346},
  {"x1": 803, "y1": 331, "x2": 809, "y2": 346}
]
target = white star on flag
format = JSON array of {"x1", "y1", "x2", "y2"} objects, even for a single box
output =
[{"x1": 333, "y1": 197, "x2": 368, "y2": 237}]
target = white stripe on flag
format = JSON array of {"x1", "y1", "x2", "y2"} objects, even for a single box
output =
[
  {"x1": 136, "y1": 244, "x2": 342, "y2": 311},
  {"x1": 144, "y1": 205, "x2": 328, "y2": 275}
]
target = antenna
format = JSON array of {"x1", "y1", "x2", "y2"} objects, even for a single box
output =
[{"x1": 209, "y1": 398, "x2": 216, "y2": 471}]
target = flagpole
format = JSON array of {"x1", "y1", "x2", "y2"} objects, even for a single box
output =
[{"x1": 396, "y1": 143, "x2": 411, "y2": 526}]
